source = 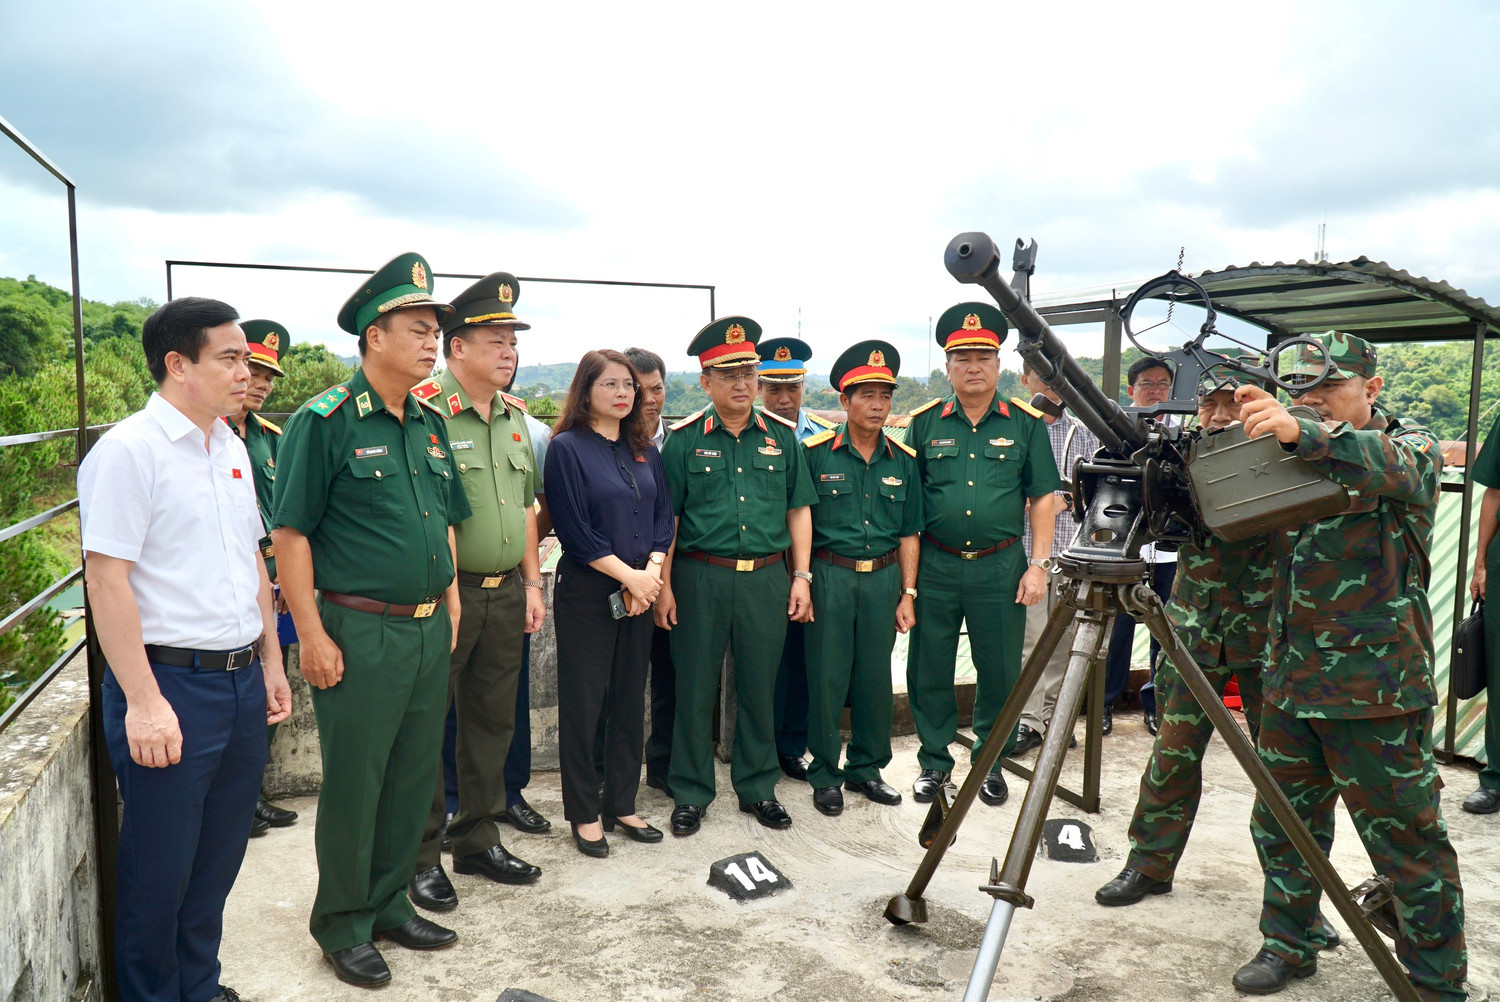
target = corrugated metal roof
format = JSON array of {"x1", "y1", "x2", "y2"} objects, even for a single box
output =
[{"x1": 1158, "y1": 258, "x2": 1500, "y2": 344}]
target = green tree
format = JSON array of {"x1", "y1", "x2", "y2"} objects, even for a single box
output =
[{"x1": 263, "y1": 343, "x2": 356, "y2": 413}]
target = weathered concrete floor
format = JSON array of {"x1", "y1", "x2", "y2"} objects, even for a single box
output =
[{"x1": 222, "y1": 715, "x2": 1499, "y2": 1001}]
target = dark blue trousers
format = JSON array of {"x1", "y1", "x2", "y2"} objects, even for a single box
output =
[
  {"x1": 103, "y1": 658, "x2": 266, "y2": 1002},
  {"x1": 773, "y1": 621, "x2": 809, "y2": 758},
  {"x1": 504, "y1": 633, "x2": 533, "y2": 806},
  {"x1": 1104, "y1": 561, "x2": 1178, "y2": 714}
]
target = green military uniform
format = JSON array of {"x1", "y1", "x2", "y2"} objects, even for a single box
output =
[
  {"x1": 410, "y1": 272, "x2": 540, "y2": 870},
  {"x1": 802, "y1": 341, "x2": 922, "y2": 790},
  {"x1": 272, "y1": 254, "x2": 472, "y2": 955},
  {"x1": 662, "y1": 316, "x2": 818, "y2": 809},
  {"x1": 1248, "y1": 333, "x2": 1466, "y2": 1000},
  {"x1": 1469, "y1": 406, "x2": 1500, "y2": 796},
  {"x1": 906, "y1": 303, "x2": 1063, "y2": 775}
]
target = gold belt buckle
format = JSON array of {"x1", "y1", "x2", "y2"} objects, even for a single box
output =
[
  {"x1": 482, "y1": 575, "x2": 504, "y2": 588},
  {"x1": 854, "y1": 559, "x2": 874, "y2": 573},
  {"x1": 413, "y1": 601, "x2": 438, "y2": 618},
  {"x1": 735, "y1": 558, "x2": 755, "y2": 572},
  {"x1": 960, "y1": 550, "x2": 979, "y2": 560}
]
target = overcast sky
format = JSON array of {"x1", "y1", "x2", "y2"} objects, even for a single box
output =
[{"x1": 4, "y1": 1, "x2": 1499, "y2": 376}]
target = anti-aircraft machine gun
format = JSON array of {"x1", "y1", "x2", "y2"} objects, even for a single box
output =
[{"x1": 882, "y1": 231, "x2": 1421, "y2": 1002}]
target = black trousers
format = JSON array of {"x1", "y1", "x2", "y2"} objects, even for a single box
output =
[
  {"x1": 643, "y1": 625, "x2": 675, "y2": 784},
  {"x1": 555, "y1": 554, "x2": 654, "y2": 823}
]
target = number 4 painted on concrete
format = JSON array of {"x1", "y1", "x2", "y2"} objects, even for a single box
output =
[{"x1": 1058, "y1": 824, "x2": 1085, "y2": 851}]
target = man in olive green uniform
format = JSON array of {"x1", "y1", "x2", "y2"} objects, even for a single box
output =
[
  {"x1": 801, "y1": 340, "x2": 921, "y2": 816},
  {"x1": 406, "y1": 272, "x2": 544, "y2": 912},
  {"x1": 1233, "y1": 332, "x2": 1466, "y2": 1000},
  {"x1": 273, "y1": 253, "x2": 471, "y2": 988},
  {"x1": 906, "y1": 303, "x2": 1061, "y2": 808},
  {"x1": 1463, "y1": 404, "x2": 1500, "y2": 815},
  {"x1": 227, "y1": 319, "x2": 299, "y2": 833},
  {"x1": 655, "y1": 317, "x2": 818, "y2": 835}
]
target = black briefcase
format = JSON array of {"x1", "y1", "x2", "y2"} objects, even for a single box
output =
[{"x1": 1452, "y1": 598, "x2": 1487, "y2": 700}]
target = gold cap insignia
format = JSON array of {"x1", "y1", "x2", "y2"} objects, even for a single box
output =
[
  {"x1": 265, "y1": 332, "x2": 280, "y2": 351},
  {"x1": 412, "y1": 261, "x2": 429, "y2": 291},
  {"x1": 498, "y1": 283, "x2": 514, "y2": 304},
  {"x1": 725, "y1": 323, "x2": 747, "y2": 344},
  {"x1": 773, "y1": 346, "x2": 792, "y2": 361},
  {"x1": 962, "y1": 313, "x2": 982, "y2": 330},
  {"x1": 869, "y1": 349, "x2": 886, "y2": 367}
]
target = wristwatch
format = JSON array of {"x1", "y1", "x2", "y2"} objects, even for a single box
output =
[
  {"x1": 649, "y1": 553, "x2": 665, "y2": 566},
  {"x1": 522, "y1": 578, "x2": 545, "y2": 589},
  {"x1": 902, "y1": 587, "x2": 918, "y2": 599},
  {"x1": 792, "y1": 570, "x2": 813, "y2": 583},
  {"x1": 1028, "y1": 557, "x2": 1054, "y2": 573}
]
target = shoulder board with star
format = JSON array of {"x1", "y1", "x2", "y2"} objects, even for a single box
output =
[
  {"x1": 803, "y1": 429, "x2": 835, "y2": 448},
  {"x1": 669, "y1": 408, "x2": 706, "y2": 432},
  {"x1": 889, "y1": 436, "x2": 917, "y2": 458},
  {"x1": 1010, "y1": 396, "x2": 1045, "y2": 420},
  {"x1": 305, "y1": 385, "x2": 351, "y2": 417},
  {"x1": 252, "y1": 414, "x2": 282, "y2": 435},
  {"x1": 760, "y1": 407, "x2": 796, "y2": 429},
  {"x1": 409, "y1": 378, "x2": 452, "y2": 418},
  {"x1": 807, "y1": 412, "x2": 837, "y2": 430},
  {"x1": 907, "y1": 397, "x2": 943, "y2": 418},
  {"x1": 500, "y1": 391, "x2": 529, "y2": 413}
]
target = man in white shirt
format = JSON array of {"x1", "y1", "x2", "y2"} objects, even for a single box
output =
[{"x1": 79, "y1": 296, "x2": 291, "y2": 1002}]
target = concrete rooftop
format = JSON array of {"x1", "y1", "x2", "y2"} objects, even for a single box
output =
[{"x1": 221, "y1": 715, "x2": 1499, "y2": 1001}]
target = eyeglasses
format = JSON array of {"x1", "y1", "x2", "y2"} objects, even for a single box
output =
[
  {"x1": 1134, "y1": 380, "x2": 1172, "y2": 391},
  {"x1": 708, "y1": 369, "x2": 757, "y2": 385},
  {"x1": 593, "y1": 379, "x2": 637, "y2": 393}
]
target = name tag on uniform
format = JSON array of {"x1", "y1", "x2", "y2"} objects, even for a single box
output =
[
  {"x1": 450, "y1": 440, "x2": 474, "y2": 450},
  {"x1": 819, "y1": 473, "x2": 846, "y2": 482},
  {"x1": 991, "y1": 437, "x2": 1014, "y2": 447},
  {"x1": 758, "y1": 446, "x2": 782, "y2": 456},
  {"x1": 931, "y1": 438, "x2": 955, "y2": 447},
  {"x1": 695, "y1": 448, "x2": 721, "y2": 458},
  {"x1": 881, "y1": 476, "x2": 903, "y2": 486},
  {"x1": 354, "y1": 446, "x2": 388, "y2": 458}
]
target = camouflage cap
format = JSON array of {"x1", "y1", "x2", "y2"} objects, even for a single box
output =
[{"x1": 1283, "y1": 330, "x2": 1378, "y2": 381}]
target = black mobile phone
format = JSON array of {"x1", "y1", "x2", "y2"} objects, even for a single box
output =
[{"x1": 608, "y1": 589, "x2": 629, "y2": 620}]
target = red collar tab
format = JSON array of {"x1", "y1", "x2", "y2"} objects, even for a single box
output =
[{"x1": 940, "y1": 401, "x2": 954, "y2": 418}]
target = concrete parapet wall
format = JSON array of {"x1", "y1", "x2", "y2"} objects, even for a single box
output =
[{"x1": 0, "y1": 652, "x2": 102, "y2": 1002}]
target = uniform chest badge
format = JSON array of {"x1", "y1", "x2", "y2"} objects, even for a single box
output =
[
  {"x1": 881, "y1": 476, "x2": 903, "y2": 486},
  {"x1": 427, "y1": 445, "x2": 447, "y2": 459},
  {"x1": 990, "y1": 437, "x2": 1014, "y2": 447},
  {"x1": 695, "y1": 448, "x2": 721, "y2": 458},
  {"x1": 765, "y1": 436, "x2": 777, "y2": 446},
  {"x1": 450, "y1": 440, "x2": 474, "y2": 450},
  {"x1": 758, "y1": 446, "x2": 783, "y2": 456},
  {"x1": 819, "y1": 473, "x2": 846, "y2": 481},
  {"x1": 931, "y1": 438, "x2": 956, "y2": 447},
  {"x1": 354, "y1": 446, "x2": 388, "y2": 458}
]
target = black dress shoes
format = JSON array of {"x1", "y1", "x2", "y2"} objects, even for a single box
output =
[
  {"x1": 845, "y1": 778, "x2": 902, "y2": 805},
  {"x1": 571, "y1": 823, "x2": 609, "y2": 858},
  {"x1": 325, "y1": 942, "x2": 391, "y2": 988},
  {"x1": 740, "y1": 799, "x2": 793, "y2": 829},
  {"x1": 1463, "y1": 787, "x2": 1500, "y2": 814},
  {"x1": 452, "y1": 844, "x2": 541, "y2": 885},
  {"x1": 207, "y1": 989, "x2": 242, "y2": 1002},
  {"x1": 1145, "y1": 712, "x2": 1160, "y2": 736},
  {"x1": 813, "y1": 786, "x2": 844, "y2": 816},
  {"x1": 1102, "y1": 707, "x2": 1114, "y2": 735},
  {"x1": 978, "y1": 773, "x2": 1009, "y2": 806},
  {"x1": 1231, "y1": 949, "x2": 1316, "y2": 994},
  {"x1": 408, "y1": 865, "x2": 458, "y2": 912},
  {"x1": 502, "y1": 799, "x2": 552, "y2": 833},
  {"x1": 250, "y1": 815, "x2": 270, "y2": 838},
  {"x1": 670, "y1": 804, "x2": 704, "y2": 836},
  {"x1": 603, "y1": 816, "x2": 665, "y2": 843},
  {"x1": 377, "y1": 915, "x2": 457, "y2": 951},
  {"x1": 778, "y1": 754, "x2": 810, "y2": 781},
  {"x1": 1013, "y1": 725, "x2": 1043, "y2": 755},
  {"x1": 1094, "y1": 866, "x2": 1173, "y2": 906},
  {"x1": 255, "y1": 800, "x2": 298, "y2": 827},
  {"x1": 912, "y1": 769, "x2": 951, "y2": 803}
]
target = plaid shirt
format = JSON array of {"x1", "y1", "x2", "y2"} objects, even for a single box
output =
[{"x1": 1023, "y1": 409, "x2": 1099, "y2": 560}]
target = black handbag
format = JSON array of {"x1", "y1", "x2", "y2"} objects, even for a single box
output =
[{"x1": 1452, "y1": 598, "x2": 1487, "y2": 701}]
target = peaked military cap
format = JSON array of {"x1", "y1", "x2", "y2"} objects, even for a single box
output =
[
  {"x1": 757, "y1": 337, "x2": 812, "y2": 383},
  {"x1": 240, "y1": 319, "x2": 289, "y2": 377},
  {"x1": 441, "y1": 271, "x2": 531, "y2": 334},
  {"x1": 688, "y1": 316, "x2": 762, "y2": 369},
  {"x1": 337, "y1": 252, "x2": 454, "y2": 336},
  {"x1": 936, "y1": 302, "x2": 1007, "y2": 352},
  {"x1": 1283, "y1": 330, "x2": 1378, "y2": 381},
  {"x1": 830, "y1": 339, "x2": 900, "y2": 392}
]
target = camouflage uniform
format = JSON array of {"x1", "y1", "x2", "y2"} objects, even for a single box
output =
[
  {"x1": 1249, "y1": 344, "x2": 1466, "y2": 1000},
  {"x1": 1124, "y1": 533, "x2": 1273, "y2": 879}
]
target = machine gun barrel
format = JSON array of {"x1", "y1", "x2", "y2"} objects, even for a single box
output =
[{"x1": 944, "y1": 232, "x2": 1146, "y2": 456}]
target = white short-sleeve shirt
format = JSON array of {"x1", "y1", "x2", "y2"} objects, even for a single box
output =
[{"x1": 79, "y1": 393, "x2": 265, "y2": 649}]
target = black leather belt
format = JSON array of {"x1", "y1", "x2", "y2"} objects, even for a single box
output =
[
  {"x1": 457, "y1": 569, "x2": 515, "y2": 589},
  {"x1": 144, "y1": 642, "x2": 260, "y2": 670}
]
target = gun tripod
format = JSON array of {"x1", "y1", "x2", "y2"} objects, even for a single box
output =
[{"x1": 883, "y1": 557, "x2": 1420, "y2": 1002}]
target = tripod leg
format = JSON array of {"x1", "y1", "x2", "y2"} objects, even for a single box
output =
[
  {"x1": 885, "y1": 583, "x2": 1082, "y2": 925},
  {"x1": 1134, "y1": 596, "x2": 1421, "y2": 1002}
]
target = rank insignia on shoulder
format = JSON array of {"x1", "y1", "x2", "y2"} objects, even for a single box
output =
[
  {"x1": 450, "y1": 440, "x2": 474, "y2": 450},
  {"x1": 354, "y1": 446, "x2": 388, "y2": 458},
  {"x1": 254, "y1": 414, "x2": 283, "y2": 435},
  {"x1": 500, "y1": 391, "x2": 529, "y2": 413},
  {"x1": 881, "y1": 476, "x2": 903, "y2": 486},
  {"x1": 890, "y1": 438, "x2": 917, "y2": 457},
  {"x1": 695, "y1": 448, "x2": 721, "y2": 458},
  {"x1": 908, "y1": 397, "x2": 942, "y2": 417},
  {"x1": 1010, "y1": 395, "x2": 1045, "y2": 419},
  {"x1": 758, "y1": 446, "x2": 783, "y2": 456},
  {"x1": 427, "y1": 445, "x2": 447, "y2": 459},
  {"x1": 670, "y1": 408, "x2": 706, "y2": 432},
  {"x1": 307, "y1": 385, "x2": 350, "y2": 416},
  {"x1": 410, "y1": 378, "x2": 442, "y2": 400},
  {"x1": 803, "y1": 429, "x2": 835, "y2": 448},
  {"x1": 761, "y1": 408, "x2": 796, "y2": 428}
]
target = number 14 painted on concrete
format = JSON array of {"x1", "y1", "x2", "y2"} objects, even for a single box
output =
[{"x1": 724, "y1": 855, "x2": 779, "y2": 890}]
